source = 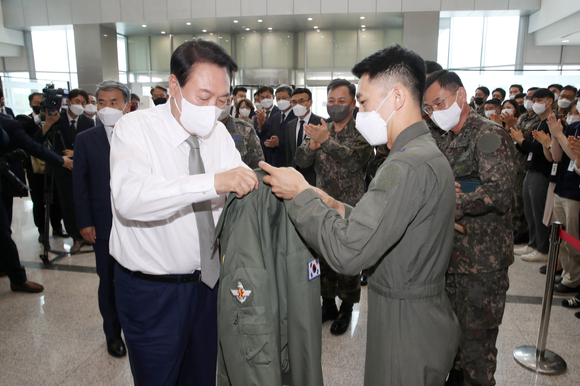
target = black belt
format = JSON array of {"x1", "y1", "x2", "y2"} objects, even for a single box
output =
[{"x1": 118, "y1": 264, "x2": 201, "y2": 283}]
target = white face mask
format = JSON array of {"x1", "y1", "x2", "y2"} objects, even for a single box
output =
[
  {"x1": 431, "y1": 92, "x2": 463, "y2": 132},
  {"x1": 292, "y1": 103, "x2": 309, "y2": 118},
  {"x1": 502, "y1": 108, "x2": 514, "y2": 116},
  {"x1": 260, "y1": 98, "x2": 273, "y2": 109},
  {"x1": 484, "y1": 110, "x2": 496, "y2": 119},
  {"x1": 239, "y1": 108, "x2": 251, "y2": 117},
  {"x1": 532, "y1": 102, "x2": 547, "y2": 116},
  {"x1": 174, "y1": 84, "x2": 221, "y2": 137},
  {"x1": 84, "y1": 104, "x2": 98, "y2": 115},
  {"x1": 566, "y1": 115, "x2": 580, "y2": 125},
  {"x1": 97, "y1": 107, "x2": 124, "y2": 127},
  {"x1": 254, "y1": 102, "x2": 262, "y2": 110},
  {"x1": 277, "y1": 99, "x2": 291, "y2": 111},
  {"x1": 558, "y1": 98, "x2": 572, "y2": 109},
  {"x1": 524, "y1": 99, "x2": 534, "y2": 111},
  {"x1": 69, "y1": 104, "x2": 85, "y2": 116},
  {"x1": 356, "y1": 89, "x2": 395, "y2": 146},
  {"x1": 219, "y1": 103, "x2": 232, "y2": 121},
  {"x1": 553, "y1": 93, "x2": 559, "y2": 101}
]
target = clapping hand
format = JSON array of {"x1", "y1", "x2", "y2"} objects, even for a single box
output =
[
  {"x1": 547, "y1": 113, "x2": 564, "y2": 137},
  {"x1": 304, "y1": 119, "x2": 330, "y2": 145},
  {"x1": 568, "y1": 136, "x2": 580, "y2": 164},
  {"x1": 509, "y1": 127, "x2": 524, "y2": 144},
  {"x1": 500, "y1": 111, "x2": 517, "y2": 128},
  {"x1": 532, "y1": 130, "x2": 551, "y2": 149}
]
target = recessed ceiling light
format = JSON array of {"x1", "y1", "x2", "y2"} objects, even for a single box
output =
[
  {"x1": 308, "y1": 18, "x2": 313, "y2": 21},
  {"x1": 317, "y1": 29, "x2": 320, "y2": 32},
  {"x1": 142, "y1": 24, "x2": 147, "y2": 28},
  {"x1": 361, "y1": 25, "x2": 365, "y2": 28},
  {"x1": 362, "y1": 29, "x2": 366, "y2": 32},
  {"x1": 103, "y1": 34, "x2": 108, "y2": 37},
  {"x1": 161, "y1": 31, "x2": 165, "y2": 34},
  {"x1": 563, "y1": 39, "x2": 570, "y2": 43},
  {"x1": 202, "y1": 29, "x2": 207, "y2": 32},
  {"x1": 233, "y1": 20, "x2": 238, "y2": 23},
  {"x1": 186, "y1": 22, "x2": 191, "y2": 25},
  {"x1": 258, "y1": 19, "x2": 263, "y2": 22},
  {"x1": 360, "y1": 16, "x2": 365, "y2": 19},
  {"x1": 246, "y1": 27, "x2": 250, "y2": 31},
  {"x1": 268, "y1": 27, "x2": 272, "y2": 30},
  {"x1": 313, "y1": 26, "x2": 318, "y2": 29},
  {"x1": 209, "y1": 32, "x2": 213, "y2": 35}
]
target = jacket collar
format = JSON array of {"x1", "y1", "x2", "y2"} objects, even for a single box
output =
[{"x1": 390, "y1": 120, "x2": 430, "y2": 153}]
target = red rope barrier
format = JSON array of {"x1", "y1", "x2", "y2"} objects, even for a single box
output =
[{"x1": 558, "y1": 229, "x2": 580, "y2": 253}]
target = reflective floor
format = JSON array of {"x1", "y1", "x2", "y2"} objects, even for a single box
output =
[{"x1": 1, "y1": 197, "x2": 579, "y2": 385}]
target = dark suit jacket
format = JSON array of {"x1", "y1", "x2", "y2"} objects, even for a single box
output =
[
  {"x1": 268, "y1": 109, "x2": 295, "y2": 167},
  {"x1": 0, "y1": 115, "x2": 64, "y2": 197},
  {"x1": 254, "y1": 105, "x2": 280, "y2": 164},
  {"x1": 285, "y1": 113, "x2": 322, "y2": 186},
  {"x1": 3, "y1": 107, "x2": 15, "y2": 119},
  {"x1": 73, "y1": 125, "x2": 112, "y2": 240}
]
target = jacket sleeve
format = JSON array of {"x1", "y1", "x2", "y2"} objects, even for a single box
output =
[
  {"x1": 456, "y1": 129, "x2": 514, "y2": 217},
  {"x1": 72, "y1": 134, "x2": 93, "y2": 230},
  {"x1": 288, "y1": 161, "x2": 422, "y2": 276},
  {"x1": 7, "y1": 120, "x2": 64, "y2": 166},
  {"x1": 295, "y1": 139, "x2": 316, "y2": 168},
  {"x1": 245, "y1": 126, "x2": 265, "y2": 169},
  {"x1": 320, "y1": 133, "x2": 373, "y2": 173}
]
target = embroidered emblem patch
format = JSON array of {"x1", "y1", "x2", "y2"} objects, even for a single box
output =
[
  {"x1": 231, "y1": 282, "x2": 252, "y2": 304},
  {"x1": 308, "y1": 259, "x2": 321, "y2": 281}
]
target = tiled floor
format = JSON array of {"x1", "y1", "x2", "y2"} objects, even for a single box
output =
[{"x1": 1, "y1": 197, "x2": 579, "y2": 385}]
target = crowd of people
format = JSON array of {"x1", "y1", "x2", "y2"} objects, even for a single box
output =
[{"x1": 1, "y1": 38, "x2": 580, "y2": 386}]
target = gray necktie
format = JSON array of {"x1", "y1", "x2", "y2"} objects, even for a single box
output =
[{"x1": 185, "y1": 135, "x2": 219, "y2": 288}]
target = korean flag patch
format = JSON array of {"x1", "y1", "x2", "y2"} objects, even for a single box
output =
[{"x1": 308, "y1": 259, "x2": 321, "y2": 281}]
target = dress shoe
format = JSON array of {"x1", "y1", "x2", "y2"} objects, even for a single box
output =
[
  {"x1": 556, "y1": 277, "x2": 563, "y2": 285},
  {"x1": 321, "y1": 298, "x2": 339, "y2": 324},
  {"x1": 539, "y1": 265, "x2": 563, "y2": 276},
  {"x1": 554, "y1": 283, "x2": 580, "y2": 294},
  {"x1": 106, "y1": 338, "x2": 127, "y2": 358},
  {"x1": 521, "y1": 251, "x2": 548, "y2": 263},
  {"x1": 562, "y1": 297, "x2": 580, "y2": 308},
  {"x1": 330, "y1": 308, "x2": 352, "y2": 336},
  {"x1": 70, "y1": 239, "x2": 89, "y2": 254},
  {"x1": 575, "y1": 311, "x2": 580, "y2": 319},
  {"x1": 360, "y1": 272, "x2": 368, "y2": 287},
  {"x1": 52, "y1": 229, "x2": 69, "y2": 238},
  {"x1": 10, "y1": 281, "x2": 44, "y2": 293},
  {"x1": 514, "y1": 245, "x2": 535, "y2": 256}
]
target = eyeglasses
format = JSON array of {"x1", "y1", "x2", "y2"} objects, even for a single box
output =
[
  {"x1": 291, "y1": 98, "x2": 310, "y2": 106},
  {"x1": 424, "y1": 89, "x2": 459, "y2": 115}
]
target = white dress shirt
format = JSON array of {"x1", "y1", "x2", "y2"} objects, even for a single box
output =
[
  {"x1": 104, "y1": 125, "x2": 113, "y2": 144},
  {"x1": 295, "y1": 111, "x2": 312, "y2": 145},
  {"x1": 109, "y1": 102, "x2": 245, "y2": 275}
]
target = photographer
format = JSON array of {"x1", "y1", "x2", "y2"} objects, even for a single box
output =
[{"x1": 0, "y1": 121, "x2": 44, "y2": 293}]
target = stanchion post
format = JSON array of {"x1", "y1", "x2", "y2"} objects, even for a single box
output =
[{"x1": 513, "y1": 221, "x2": 567, "y2": 375}]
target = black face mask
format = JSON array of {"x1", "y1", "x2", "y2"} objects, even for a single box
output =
[
  {"x1": 327, "y1": 104, "x2": 352, "y2": 123},
  {"x1": 474, "y1": 97, "x2": 484, "y2": 106},
  {"x1": 32, "y1": 106, "x2": 41, "y2": 115},
  {"x1": 153, "y1": 97, "x2": 167, "y2": 106}
]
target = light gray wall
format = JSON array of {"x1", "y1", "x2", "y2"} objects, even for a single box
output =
[
  {"x1": 403, "y1": 12, "x2": 439, "y2": 61},
  {"x1": 74, "y1": 23, "x2": 118, "y2": 93}
]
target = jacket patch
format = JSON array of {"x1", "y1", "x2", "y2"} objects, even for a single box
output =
[
  {"x1": 308, "y1": 259, "x2": 321, "y2": 281},
  {"x1": 231, "y1": 281, "x2": 252, "y2": 304},
  {"x1": 477, "y1": 133, "x2": 501, "y2": 154},
  {"x1": 374, "y1": 163, "x2": 403, "y2": 191}
]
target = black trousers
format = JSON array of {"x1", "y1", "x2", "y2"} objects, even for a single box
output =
[
  {"x1": 26, "y1": 170, "x2": 63, "y2": 234},
  {"x1": 0, "y1": 193, "x2": 27, "y2": 284},
  {"x1": 94, "y1": 239, "x2": 121, "y2": 340},
  {"x1": 51, "y1": 167, "x2": 81, "y2": 241}
]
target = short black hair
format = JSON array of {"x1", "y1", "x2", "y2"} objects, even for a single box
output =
[
  {"x1": 68, "y1": 89, "x2": 89, "y2": 103},
  {"x1": 563, "y1": 85, "x2": 578, "y2": 94},
  {"x1": 510, "y1": 84, "x2": 524, "y2": 93},
  {"x1": 352, "y1": 45, "x2": 426, "y2": 105},
  {"x1": 476, "y1": 87, "x2": 490, "y2": 97},
  {"x1": 532, "y1": 88, "x2": 555, "y2": 101},
  {"x1": 327, "y1": 79, "x2": 355, "y2": 100},
  {"x1": 171, "y1": 37, "x2": 238, "y2": 87},
  {"x1": 131, "y1": 93, "x2": 140, "y2": 102},
  {"x1": 292, "y1": 87, "x2": 312, "y2": 100},
  {"x1": 424, "y1": 60, "x2": 443, "y2": 75},
  {"x1": 527, "y1": 87, "x2": 539, "y2": 93},
  {"x1": 233, "y1": 87, "x2": 247, "y2": 96},
  {"x1": 257, "y1": 86, "x2": 274, "y2": 96},
  {"x1": 253, "y1": 92, "x2": 258, "y2": 98},
  {"x1": 492, "y1": 88, "x2": 506, "y2": 100},
  {"x1": 426, "y1": 70, "x2": 464, "y2": 93},
  {"x1": 28, "y1": 92, "x2": 42, "y2": 103},
  {"x1": 515, "y1": 93, "x2": 526, "y2": 100},
  {"x1": 577, "y1": 89, "x2": 580, "y2": 98},
  {"x1": 275, "y1": 84, "x2": 293, "y2": 98},
  {"x1": 0, "y1": 89, "x2": 3, "y2": 99},
  {"x1": 548, "y1": 84, "x2": 563, "y2": 92},
  {"x1": 485, "y1": 98, "x2": 501, "y2": 107}
]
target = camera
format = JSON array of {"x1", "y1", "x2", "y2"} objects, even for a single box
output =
[
  {"x1": 0, "y1": 148, "x2": 30, "y2": 197},
  {"x1": 39, "y1": 84, "x2": 69, "y2": 121}
]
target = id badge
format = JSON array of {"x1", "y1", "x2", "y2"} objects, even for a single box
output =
[
  {"x1": 527, "y1": 152, "x2": 533, "y2": 161},
  {"x1": 551, "y1": 163, "x2": 558, "y2": 176},
  {"x1": 568, "y1": 161, "x2": 575, "y2": 172}
]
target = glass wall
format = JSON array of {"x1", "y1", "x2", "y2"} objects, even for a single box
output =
[{"x1": 31, "y1": 29, "x2": 78, "y2": 90}]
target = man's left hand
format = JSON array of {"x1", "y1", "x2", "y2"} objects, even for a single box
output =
[
  {"x1": 264, "y1": 135, "x2": 279, "y2": 148},
  {"x1": 63, "y1": 149, "x2": 74, "y2": 158},
  {"x1": 304, "y1": 119, "x2": 330, "y2": 144},
  {"x1": 260, "y1": 161, "x2": 310, "y2": 200}
]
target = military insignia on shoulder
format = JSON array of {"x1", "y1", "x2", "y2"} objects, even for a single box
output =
[
  {"x1": 308, "y1": 259, "x2": 321, "y2": 281},
  {"x1": 231, "y1": 282, "x2": 252, "y2": 304}
]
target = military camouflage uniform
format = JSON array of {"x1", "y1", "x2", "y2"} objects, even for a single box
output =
[
  {"x1": 224, "y1": 116, "x2": 265, "y2": 169},
  {"x1": 513, "y1": 112, "x2": 541, "y2": 236},
  {"x1": 438, "y1": 109, "x2": 516, "y2": 386},
  {"x1": 296, "y1": 116, "x2": 373, "y2": 304}
]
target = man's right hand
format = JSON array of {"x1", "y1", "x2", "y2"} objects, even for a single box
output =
[
  {"x1": 215, "y1": 167, "x2": 259, "y2": 198},
  {"x1": 62, "y1": 156, "x2": 73, "y2": 170},
  {"x1": 42, "y1": 111, "x2": 60, "y2": 134},
  {"x1": 80, "y1": 226, "x2": 96, "y2": 244},
  {"x1": 256, "y1": 109, "x2": 266, "y2": 129}
]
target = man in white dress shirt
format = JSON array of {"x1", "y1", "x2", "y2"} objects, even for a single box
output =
[{"x1": 109, "y1": 38, "x2": 258, "y2": 386}]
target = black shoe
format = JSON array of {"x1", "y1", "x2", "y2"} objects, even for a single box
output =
[
  {"x1": 539, "y1": 265, "x2": 563, "y2": 276},
  {"x1": 556, "y1": 277, "x2": 563, "y2": 285},
  {"x1": 360, "y1": 272, "x2": 368, "y2": 287},
  {"x1": 554, "y1": 283, "x2": 580, "y2": 294},
  {"x1": 38, "y1": 234, "x2": 45, "y2": 244},
  {"x1": 562, "y1": 298, "x2": 580, "y2": 308},
  {"x1": 52, "y1": 229, "x2": 69, "y2": 238},
  {"x1": 445, "y1": 369, "x2": 464, "y2": 386},
  {"x1": 575, "y1": 311, "x2": 580, "y2": 319},
  {"x1": 321, "y1": 298, "x2": 339, "y2": 324},
  {"x1": 330, "y1": 309, "x2": 352, "y2": 336},
  {"x1": 513, "y1": 232, "x2": 529, "y2": 245},
  {"x1": 106, "y1": 338, "x2": 127, "y2": 358}
]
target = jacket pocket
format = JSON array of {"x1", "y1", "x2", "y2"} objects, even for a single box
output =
[{"x1": 232, "y1": 310, "x2": 271, "y2": 365}]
